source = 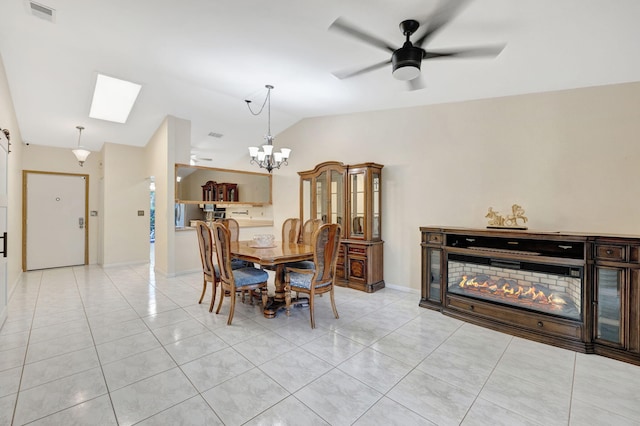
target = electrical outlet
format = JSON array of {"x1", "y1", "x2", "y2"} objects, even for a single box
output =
[{"x1": 137, "y1": 210, "x2": 144, "y2": 216}]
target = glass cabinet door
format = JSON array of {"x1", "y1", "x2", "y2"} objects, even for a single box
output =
[
  {"x1": 316, "y1": 171, "x2": 327, "y2": 223},
  {"x1": 301, "y1": 178, "x2": 311, "y2": 225},
  {"x1": 372, "y1": 172, "x2": 380, "y2": 240},
  {"x1": 427, "y1": 249, "x2": 442, "y2": 303},
  {"x1": 331, "y1": 170, "x2": 343, "y2": 227},
  {"x1": 596, "y1": 267, "x2": 624, "y2": 345},
  {"x1": 350, "y1": 171, "x2": 365, "y2": 238}
]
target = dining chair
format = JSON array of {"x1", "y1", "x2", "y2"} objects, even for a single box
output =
[
  {"x1": 282, "y1": 217, "x2": 301, "y2": 244},
  {"x1": 211, "y1": 222, "x2": 269, "y2": 325},
  {"x1": 288, "y1": 218, "x2": 324, "y2": 270},
  {"x1": 299, "y1": 218, "x2": 323, "y2": 245},
  {"x1": 284, "y1": 223, "x2": 341, "y2": 328},
  {"x1": 220, "y1": 218, "x2": 252, "y2": 269},
  {"x1": 220, "y1": 217, "x2": 254, "y2": 302},
  {"x1": 194, "y1": 221, "x2": 219, "y2": 312}
]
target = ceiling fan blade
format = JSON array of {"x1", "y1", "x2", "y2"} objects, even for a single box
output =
[
  {"x1": 424, "y1": 44, "x2": 506, "y2": 59},
  {"x1": 332, "y1": 59, "x2": 391, "y2": 80},
  {"x1": 414, "y1": 0, "x2": 471, "y2": 48},
  {"x1": 407, "y1": 75, "x2": 426, "y2": 91},
  {"x1": 329, "y1": 17, "x2": 397, "y2": 53}
]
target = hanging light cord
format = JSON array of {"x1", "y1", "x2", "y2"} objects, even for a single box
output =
[{"x1": 245, "y1": 85, "x2": 273, "y2": 137}]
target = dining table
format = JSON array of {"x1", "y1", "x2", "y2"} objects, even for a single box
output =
[{"x1": 230, "y1": 240, "x2": 314, "y2": 318}]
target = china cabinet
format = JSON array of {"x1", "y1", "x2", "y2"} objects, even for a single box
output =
[
  {"x1": 299, "y1": 161, "x2": 384, "y2": 292},
  {"x1": 201, "y1": 181, "x2": 239, "y2": 202}
]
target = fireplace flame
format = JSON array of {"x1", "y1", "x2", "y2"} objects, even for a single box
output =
[{"x1": 458, "y1": 275, "x2": 569, "y2": 309}]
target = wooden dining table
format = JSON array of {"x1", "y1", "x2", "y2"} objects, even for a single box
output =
[{"x1": 230, "y1": 241, "x2": 314, "y2": 318}]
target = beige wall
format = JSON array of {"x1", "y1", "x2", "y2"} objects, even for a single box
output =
[
  {"x1": 274, "y1": 82, "x2": 640, "y2": 292},
  {"x1": 20, "y1": 145, "x2": 102, "y2": 267},
  {"x1": 102, "y1": 143, "x2": 150, "y2": 266},
  {"x1": 145, "y1": 114, "x2": 191, "y2": 276}
]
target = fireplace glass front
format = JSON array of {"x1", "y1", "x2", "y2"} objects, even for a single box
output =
[{"x1": 447, "y1": 254, "x2": 582, "y2": 321}]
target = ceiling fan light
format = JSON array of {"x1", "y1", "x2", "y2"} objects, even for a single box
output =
[
  {"x1": 392, "y1": 45, "x2": 423, "y2": 81},
  {"x1": 393, "y1": 65, "x2": 421, "y2": 81}
]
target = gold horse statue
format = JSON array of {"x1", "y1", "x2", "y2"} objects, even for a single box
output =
[{"x1": 486, "y1": 204, "x2": 528, "y2": 228}]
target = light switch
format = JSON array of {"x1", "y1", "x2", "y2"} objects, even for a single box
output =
[
  {"x1": 90, "y1": 211, "x2": 98, "y2": 216},
  {"x1": 137, "y1": 210, "x2": 145, "y2": 216}
]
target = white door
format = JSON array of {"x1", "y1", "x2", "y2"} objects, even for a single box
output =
[
  {"x1": 25, "y1": 172, "x2": 87, "y2": 270},
  {"x1": 0, "y1": 130, "x2": 9, "y2": 321}
]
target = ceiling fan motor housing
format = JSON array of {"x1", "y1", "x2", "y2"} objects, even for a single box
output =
[{"x1": 392, "y1": 42, "x2": 423, "y2": 80}]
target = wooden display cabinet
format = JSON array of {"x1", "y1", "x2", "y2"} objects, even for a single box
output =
[
  {"x1": 299, "y1": 161, "x2": 384, "y2": 292},
  {"x1": 202, "y1": 181, "x2": 239, "y2": 202}
]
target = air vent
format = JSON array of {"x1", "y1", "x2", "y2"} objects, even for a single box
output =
[
  {"x1": 28, "y1": 1, "x2": 55, "y2": 22},
  {"x1": 208, "y1": 132, "x2": 223, "y2": 138}
]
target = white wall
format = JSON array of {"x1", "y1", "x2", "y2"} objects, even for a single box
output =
[
  {"x1": 102, "y1": 143, "x2": 150, "y2": 266},
  {"x1": 0, "y1": 52, "x2": 24, "y2": 325},
  {"x1": 274, "y1": 82, "x2": 640, "y2": 292}
]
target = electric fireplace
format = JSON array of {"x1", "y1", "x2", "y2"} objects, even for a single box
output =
[
  {"x1": 447, "y1": 254, "x2": 582, "y2": 321},
  {"x1": 421, "y1": 226, "x2": 640, "y2": 366}
]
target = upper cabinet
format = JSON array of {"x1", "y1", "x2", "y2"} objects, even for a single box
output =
[
  {"x1": 348, "y1": 164, "x2": 382, "y2": 241},
  {"x1": 175, "y1": 164, "x2": 272, "y2": 205},
  {"x1": 299, "y1": 161, "x2": 384, "y2": 292}
]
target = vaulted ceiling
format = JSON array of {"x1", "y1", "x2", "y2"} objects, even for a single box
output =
[{"x1": 1, "y1": 0, "x2": 639, "y2": 165}]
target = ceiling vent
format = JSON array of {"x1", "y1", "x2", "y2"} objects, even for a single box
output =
[
  {"x1": 208, "y1": 132, "x2": 223, "y2": 138},
  {"x1": 27, "y1": 1, "x2": 55, "y2": 22}
]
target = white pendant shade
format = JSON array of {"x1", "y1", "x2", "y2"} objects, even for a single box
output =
[{"x1": 72, "y1": 125, "x2": 91, "y2": 166}]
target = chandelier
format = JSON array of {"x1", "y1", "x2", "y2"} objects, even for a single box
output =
[
  {"x1": 72, "y1": 125, "x2": 91, "y2": 167},
  {"x1": 246, "y1": 85, "x2": 291, "y2": 173}
]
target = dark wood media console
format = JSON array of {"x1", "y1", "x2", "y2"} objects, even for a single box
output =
[{"x1": 420, "y1": 226, "x2": 640, "y2": 366}]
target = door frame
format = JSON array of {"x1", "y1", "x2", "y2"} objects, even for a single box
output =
[{"x1": 22, "y1": 170, "x2": 90, "y2": 271}]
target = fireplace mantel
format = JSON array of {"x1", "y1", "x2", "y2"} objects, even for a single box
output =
[{"x1": 420, "y1": 226, "x2": 640, "y2": 366}]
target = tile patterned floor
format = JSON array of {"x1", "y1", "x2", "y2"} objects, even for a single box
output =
[{"x1": 2, "y1": 264, "x2": 640, "y2": 425}]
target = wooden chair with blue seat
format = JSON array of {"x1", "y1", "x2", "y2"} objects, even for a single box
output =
[
  {"x1": 282, "y1": 217, "x2": 301, "y2": 244},
  {"x1": 194, "y1": 221, "x2": 220, "y2": 312},
  {"x1": 211, "y1": 222, "x2": 269, "y2": 325},
  {"x1": 286, "y1": 218, "x2": 323, "y2": 270},
  {"x1": 220, "y1": 217, "x2": 252, "y2": 269},
  {"x1": 284, "y1": 223, "x2": 341, "y2": 328}
]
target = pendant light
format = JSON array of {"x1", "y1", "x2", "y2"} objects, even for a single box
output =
[
  {"x1": 246, "y1": 85, "x2": 291, "y2": 173},
  {"x1": 72, "y1": 125, "x2": 91, "y2": 167}
]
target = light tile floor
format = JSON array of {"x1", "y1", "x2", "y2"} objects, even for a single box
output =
[{"x1": 2, "y1": 264, "x2": 640, "y2": 425}]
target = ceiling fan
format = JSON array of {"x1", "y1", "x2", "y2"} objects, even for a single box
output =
[
  {"x1": 190, "y1": 152, "x2": 213, "y2": 164},
  {"x1": 329, "y1": 0, "x2": 505, "y2": 90}
]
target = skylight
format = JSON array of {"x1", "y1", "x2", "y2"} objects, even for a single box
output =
[{"x1": 89, "y1": 74, "x2": 141, "y2": 123}]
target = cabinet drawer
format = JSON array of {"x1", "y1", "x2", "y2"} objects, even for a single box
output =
[
  {"x1": 427, "y1": 233, "x2": 443, "y2": 244},
  {"x1": 596, "y1": 245, "x2": 626, "y2": 261},
  {"x1": 446, "y1": 296, "x2": 582, "y2": 340},
  {"x1": 348, "y1": 245, "x2": 367, "y2": 255}
]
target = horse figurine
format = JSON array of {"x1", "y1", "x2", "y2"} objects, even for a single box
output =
[{"x1": 486, "y1": 204, "x2": 528, "y2": 228}]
